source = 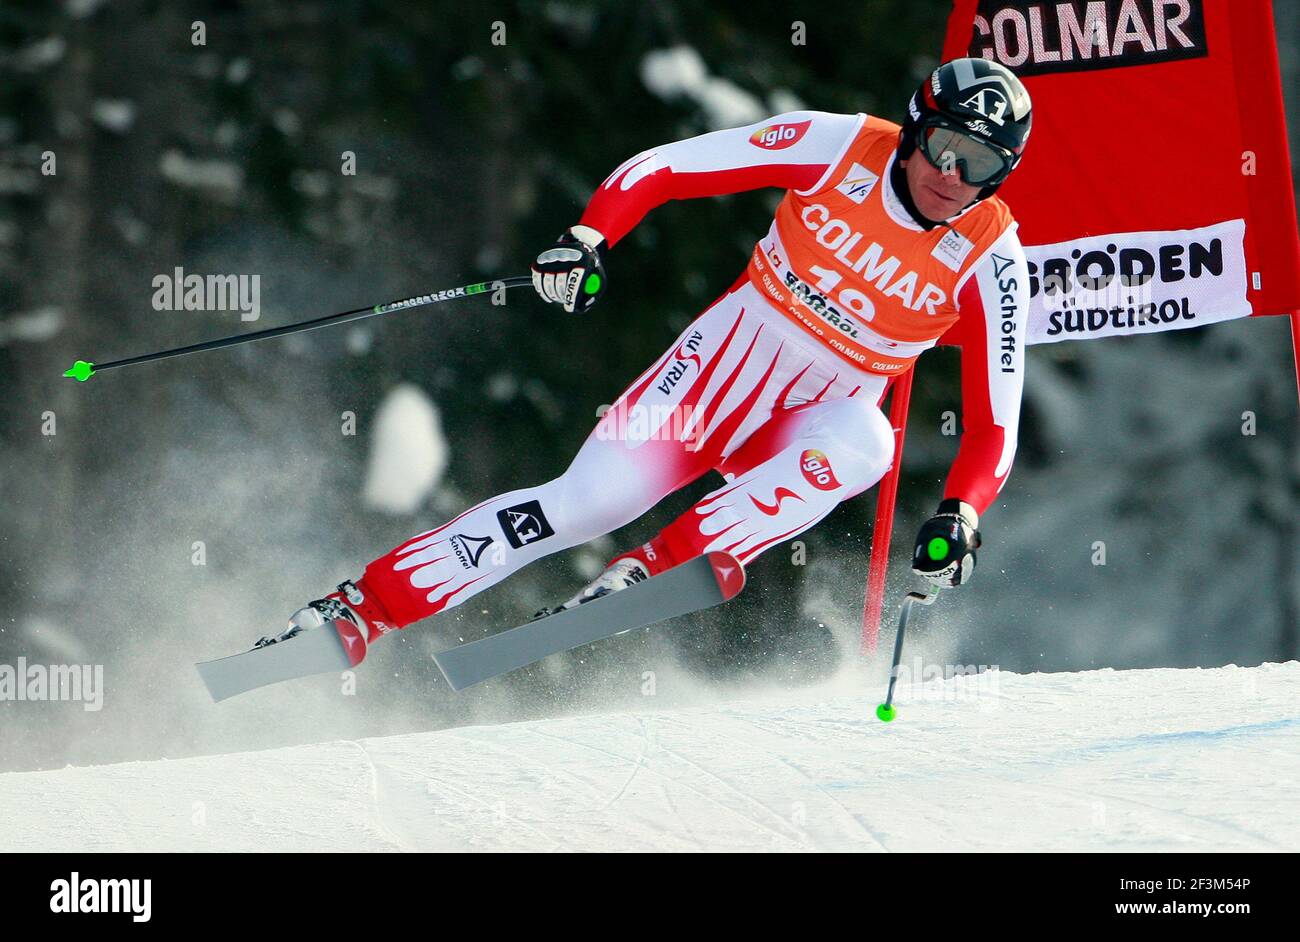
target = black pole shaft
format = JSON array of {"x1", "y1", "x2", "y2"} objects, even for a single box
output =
[
  {"x1": 883, "y1": 588, "x2": 939, "y2": 711},
  {"x1": 86, "y1": 275, "x2": 533, "y2": 374},
  {"x1": 882, "y1": 596, "x2": 914, "y2": 710}
]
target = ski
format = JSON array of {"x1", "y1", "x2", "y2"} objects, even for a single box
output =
[
  {"x1": 196, "y1": 620, "x2": 363, "y2": 703},
  {"x1": 433, "y1": 551, "x2": 745, "y2": 690}
]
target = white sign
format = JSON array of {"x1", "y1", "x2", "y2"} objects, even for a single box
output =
[{"x1": 1024, "y1": 218, "x2": 1249, "y2": 345}]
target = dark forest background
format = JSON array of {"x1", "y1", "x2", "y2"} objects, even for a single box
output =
[{"x1": 1, "y1": 0, "x2": 1297, "y2": 772}]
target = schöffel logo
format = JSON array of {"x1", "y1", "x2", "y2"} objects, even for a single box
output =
[
  {"x1": 749, "y1": 119, "x2": 811, "y2": 150},
  {"x1": 800, "y1": 449, "x2": 841, "y2": 491},
  {"x1": 990, "y1": 252, "x2": 1021, "y2": 373},
  {"x1": 450, "y1": 533, "x2": 495, "y2": 569},
  {"x1": 969, "y1": 0, "x2": 1208, "y2": 75}
]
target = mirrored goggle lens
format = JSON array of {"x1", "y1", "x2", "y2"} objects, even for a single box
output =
[{"x1": 919, "y1": 126, "x2": 1011, "y2": 186}]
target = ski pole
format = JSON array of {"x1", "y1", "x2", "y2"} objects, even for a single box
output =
[
  {"x1": 62, "y1": 274, "x2": 534, "y2": 382},
  {"x1": 876, "y1": 586, "x2": 939, "y2": 723}
]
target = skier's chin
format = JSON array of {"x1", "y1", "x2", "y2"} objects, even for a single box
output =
[{"x1": 918, "y1": 186, "x2": 969, "y2": 220}]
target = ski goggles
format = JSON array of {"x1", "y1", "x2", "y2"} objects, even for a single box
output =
[{"x1": 915, "y1": 120, "x2": 1016, "y2": 187}]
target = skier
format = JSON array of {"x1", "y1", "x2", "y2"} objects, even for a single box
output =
[{"x1": 279, "y1": 58, "x2": 1034, "y2": 660}]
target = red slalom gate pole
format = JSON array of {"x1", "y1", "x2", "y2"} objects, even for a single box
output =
[{"x1": 860, "y1": 371, "x2": 916, "y2": 654}]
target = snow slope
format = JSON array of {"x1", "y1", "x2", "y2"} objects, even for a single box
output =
[{"x1": 1, "y1": 663, "x2": 1297, "y2": 852}]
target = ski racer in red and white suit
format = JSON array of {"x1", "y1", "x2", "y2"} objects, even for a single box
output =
[{"x1": 304, "y1": 61, "x2": 1034, "y2": 643}]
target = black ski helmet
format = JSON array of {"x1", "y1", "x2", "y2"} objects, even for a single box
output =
[{"x1": 899, "y1": 57, "x2": 1032, "y2": 200}]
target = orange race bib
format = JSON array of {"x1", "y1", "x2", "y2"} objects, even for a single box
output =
[{"x1": 746, "y1": 115, "x2": 1015, "y2": 375}]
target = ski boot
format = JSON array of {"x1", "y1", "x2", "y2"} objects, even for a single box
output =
[
  {"x1": 532, "y1": 555, "x2": 651, "y2": 621},
  {"x1": 260, "y1": 580, "x2": 395, "y2": 667}
]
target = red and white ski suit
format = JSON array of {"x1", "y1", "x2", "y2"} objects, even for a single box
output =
[{"x1": 353, "y1": 111, "x2": 1030, "y2": 634}]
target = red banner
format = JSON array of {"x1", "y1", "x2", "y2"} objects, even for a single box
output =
[{"x1": 942, "y1": 0, "x2": 1300, "y2": 345}]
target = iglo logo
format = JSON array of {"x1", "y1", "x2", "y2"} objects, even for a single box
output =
[
  {"x1": 800, "y1": 449, "x2": 841, "y2": 491},
  {"x1": 749, "y1": 120, "x2": 811, "y2": 150}
]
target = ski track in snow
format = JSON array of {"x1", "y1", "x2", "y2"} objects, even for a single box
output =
[{"x1": 1, "y1": 663, "x2": 1297, "y2": 852}]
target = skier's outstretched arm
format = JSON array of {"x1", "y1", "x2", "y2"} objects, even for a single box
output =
[
  {"x1": 532, "y1": 111, "x2": 861, "y2": 313},
  {"x1": 581, "y1": 110, "x2": 863, "y2": 246},
  {"x1": 912, "y1": 228, "x2": 1030, "y2": 587}
]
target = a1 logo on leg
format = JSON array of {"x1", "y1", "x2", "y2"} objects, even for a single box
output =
[{"x1": 497, "y1": 500, "x2": 555, "y2": 548}]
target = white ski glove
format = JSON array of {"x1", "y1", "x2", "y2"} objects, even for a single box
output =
[{"x1": 531, "y1": 224, "x2": 608, "y2": 314}]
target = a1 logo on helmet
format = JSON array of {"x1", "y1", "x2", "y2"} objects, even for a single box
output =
[{"x1": 959, "y1": 87, "x2": 1011, "y2": 126}]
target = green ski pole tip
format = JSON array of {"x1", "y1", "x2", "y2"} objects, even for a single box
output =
[
  {"x1": 63, "y1": 360, "x2": 95, "y2": 382},
  {"x1": 876, "y1": 703, "x2": 897, "y2": 723}
]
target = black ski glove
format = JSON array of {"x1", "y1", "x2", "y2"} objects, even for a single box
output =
[
  {"x1": 531, "y1": 225, "x2": 608, "y2": 314},
  {"x1": 912, "y1": 498, "x2": 981, "y2": 588}
]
